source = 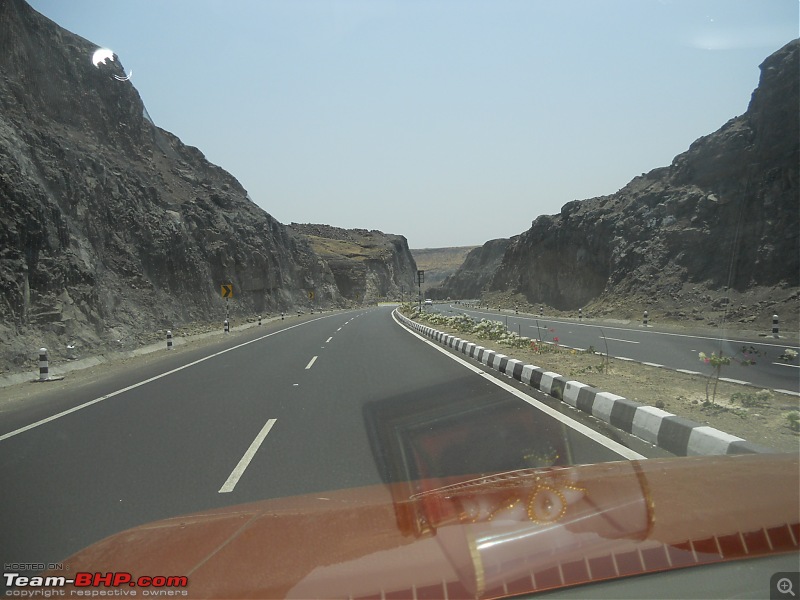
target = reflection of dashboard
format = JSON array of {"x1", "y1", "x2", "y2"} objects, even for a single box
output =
[{"x1": 41, "y1": 454, "x2": 799, "y2": 599}]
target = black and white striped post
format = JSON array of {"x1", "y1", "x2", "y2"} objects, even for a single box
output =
[
  {"x1": 224, "y1": 319, "x2": 229, "y2": 334},
  {"x1": 38, "y1": 348, "x2": 49, "y2": 381},
  {"x1": 643, "y1": 310, "x2": 649, "y2": 327},
  {"x1": 540, "y1": 305, "x2": 544, "y2": 316},
  {"x1": 258, "y1": 315, "x2": 262, "y2": 326},
  {"x1": 166, "y1": 330, "x2": 173, "y2": 350},
  {"x1": 773, "y1": 314, "x2": 779, "y2": 338},
  {"x1": 579, "y1": 308, "x2": 583, "y2": 322},
  {"x1": 281, "y1": 312, "x2": 285, "y2": 320}
]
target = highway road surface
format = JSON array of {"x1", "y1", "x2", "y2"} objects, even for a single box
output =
[
  {"x1": 432, "y1": 304, "x2": 800, "y2": 395},
  {"x1": 1, "y1": 306, "x2": 670, "y2": 588}
]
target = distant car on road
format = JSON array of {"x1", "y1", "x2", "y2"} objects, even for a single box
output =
[{"x1": 424, "y1": 299, "x2": 433, "y2": 306}]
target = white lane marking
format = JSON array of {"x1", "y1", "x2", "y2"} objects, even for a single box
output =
[
  {"x1": 305, "y1": 356, "x2": 318, "y2": 370},
  {"x1": 391, "y1": 312, "x2": 646, "y2": 461},
  {"x1": 676, "y1": 369, "x2": 702, "y2": 375},
  {"x1": 604, "y1": 337, "x2": 639, "y2": 344},
  {"x1": 775, "y1": 389, "x2": 800, "y2": 397},
  {"x1": 615, "y1": 357, "x2": 634, "y2": 361},
  {"x1": 0, "y1": 313, "x2": 344, "y2": 443},
  {"x1": 219, "y1": 418, "x2": 276, "y2": 493},
  {"x1": 326, "y1": 337, "x2": 333, "y2": 343},
  {"x1": 642, "y1": 362, "x2": 664, "y2": 368},
  {"x1": 719, "y1": 377, "x2": 751, "y2": 385},
  {"x1": 773, "y1": 362, "x2": 800, "y2": 369},
  {"x1": 337, "y1": 328, "x2": 342, "y2": 332}
]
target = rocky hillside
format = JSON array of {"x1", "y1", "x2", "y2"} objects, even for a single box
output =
[
  {"x1": 441, "y1": 40, "x2": 799, "y2": 330},
  {"x1": 288, "y1": 224, "x2": 417, "y2": 303},
  {"x1": 0, "y1": 0, "x2": 411, "y2": 371},
  {"x1": 410, "y1": 246, "x2": 478, "y2": 289},
  {"x1": 428, "y1": 239, "x2": 512, "y2": 300}
]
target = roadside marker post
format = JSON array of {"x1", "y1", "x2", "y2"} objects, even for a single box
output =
[
  {"x1": 166, "y1": 330, "x2": 173, "y2": 350},
  {"x1": 773, "y1": 314, "x2": 779, "y2": 338},
  {"x1": 643, "y1": 310, "x2": 649, "y2": 327},
  {"x1": 224, "y1": 319, "x2": 229, "y2": 334},
  {"x1": 258, "y1": 315, "x2": 262, "y2": 326},
  {"x1": 38, "y1": 348, "x2": 48, "y2": 381}
]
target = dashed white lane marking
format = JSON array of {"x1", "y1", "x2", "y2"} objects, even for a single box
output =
[
  {"x1": 0, "y1": 314, "x2": 342, "y2": 444},
  {"x1": 604, "y1": 337, "x2": 640, "y2": 344},
  {"x1": 773, "y1": 362, "x2": 800, "y2": 369},
  {"x1": 719, "y1": 377, "x2": 750, "y2": 385},
  {"x1": 219, "y1": 418, "x2": 276, "y2": 493},
  {"x1": 326, "y1": 337, "x2": 333, "y2": 343},
  {"x1": 392, "y1": 311, "x2": 646, "y2": 461},
  {"x1": 676, "y1": 369, "x2": 702, "y2": 375},
  {"x1": 305, "y1": 356, "x2": 318, "y2": 370}
]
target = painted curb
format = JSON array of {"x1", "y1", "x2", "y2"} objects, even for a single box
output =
[{"x1": 395, "y1": 311, "x2": 773, "y2": 457}]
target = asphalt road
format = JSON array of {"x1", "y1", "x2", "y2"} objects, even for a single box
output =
[
  {"x1": 432, "y1": 304, "x2": 800, "y2": 395},
  {"x1": 1, "y1": 306, "x2": 667, "y2": 587}
]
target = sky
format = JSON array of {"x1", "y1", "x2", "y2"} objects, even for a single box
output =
[{"x1": 29, "y1": 0, "x2": 798, "y2": 249}]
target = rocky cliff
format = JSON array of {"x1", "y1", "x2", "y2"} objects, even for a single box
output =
[
  {"x1": 288, "y1": 224, "x2": 417, "y2": 303},
  {"x1": 0, "y1": 0, "x2": 410, "y2": 371},
  {"x1": 444, "y1": 40, "x2": 799, "y2": 329},
  {"x1": 429, "y1": 238, "x2": 512, "y2": 300}
]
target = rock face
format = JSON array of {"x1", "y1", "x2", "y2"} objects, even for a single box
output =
[
  {"x1": 0, "y1": 0, "x2": 412, "y2": 370},
  {"x1": 441, "y1": 40, "x2": 799, "y2": 327},
  {"x1": 288, "y1": 224, "x2": 417, "y2": 304},
  {"x1": 411, "y1": 246, "x2": 479, "y2": 289},
  {"x1": 430, "y1": 238, "x2": 512, "y2": 300}
]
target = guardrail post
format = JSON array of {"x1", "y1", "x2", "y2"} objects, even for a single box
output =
[
  {"x1": 166, "y1": 330, "x2": 173, "y2": 350},
  {"x1": 38, "y1": 348, "x2": 49, "y2": 381},
  {"x1": 773, "y1": 314, "x2": 779, "y2": 338}
]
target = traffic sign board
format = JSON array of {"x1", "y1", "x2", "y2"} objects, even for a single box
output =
[
  {"x1": 221, "y1": 284, "x2": 233, "y2": 298},
  {"x1": 308, "y1": 290, "x2": 314, "y2": 300}
]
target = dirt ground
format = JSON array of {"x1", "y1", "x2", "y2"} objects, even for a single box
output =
[{"x1": 407, "y1": 314, "x2": 800, "y2": 454}]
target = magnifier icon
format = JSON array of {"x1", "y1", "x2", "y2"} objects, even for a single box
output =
[{"x1": 778, "y1": 578, "x2": 796, "y2": 597}]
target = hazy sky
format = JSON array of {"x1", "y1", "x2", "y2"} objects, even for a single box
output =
[{"x1": 29, "y1": 0, "x2": 798, "y2": 249}]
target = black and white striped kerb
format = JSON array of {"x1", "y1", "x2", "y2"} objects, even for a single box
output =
[
  {"x1": 224, "y1": 319, "x2": 230, "y2": 334},
  {"x1": 773, "y1": 314, "x2": 779, "y2": 338},
  {"x1": 38, "y1": 347, "x2": 48, "y2": 381},
  {"x1": 396, "y1": 311, "x2": 771, "y2": 457},
  {"x1": 166, "y1": 330, "x2": 173, "y2": 350}
]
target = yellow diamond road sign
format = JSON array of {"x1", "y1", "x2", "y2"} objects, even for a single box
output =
[{"x1": 221, "y1": 284, "x2": 233, "y2": 298}]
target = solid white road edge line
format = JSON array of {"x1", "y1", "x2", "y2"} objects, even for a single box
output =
[
  {"x1": 391, "y1": 311, "x2": 646, "y2": 461},
  {"x1": 305, "y1": 356, "x2": 318, "y2": 370},
  {"x1": 218, "y1": 418, "x2": 277, "y2": 493},
  {"x1": 0, "y1": 313, "x2": 342, "y2": 443}
]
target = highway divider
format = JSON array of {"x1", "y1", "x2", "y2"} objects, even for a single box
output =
[{"x1": 394, "y1": 309, "x2": 772, "y2": 457}]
